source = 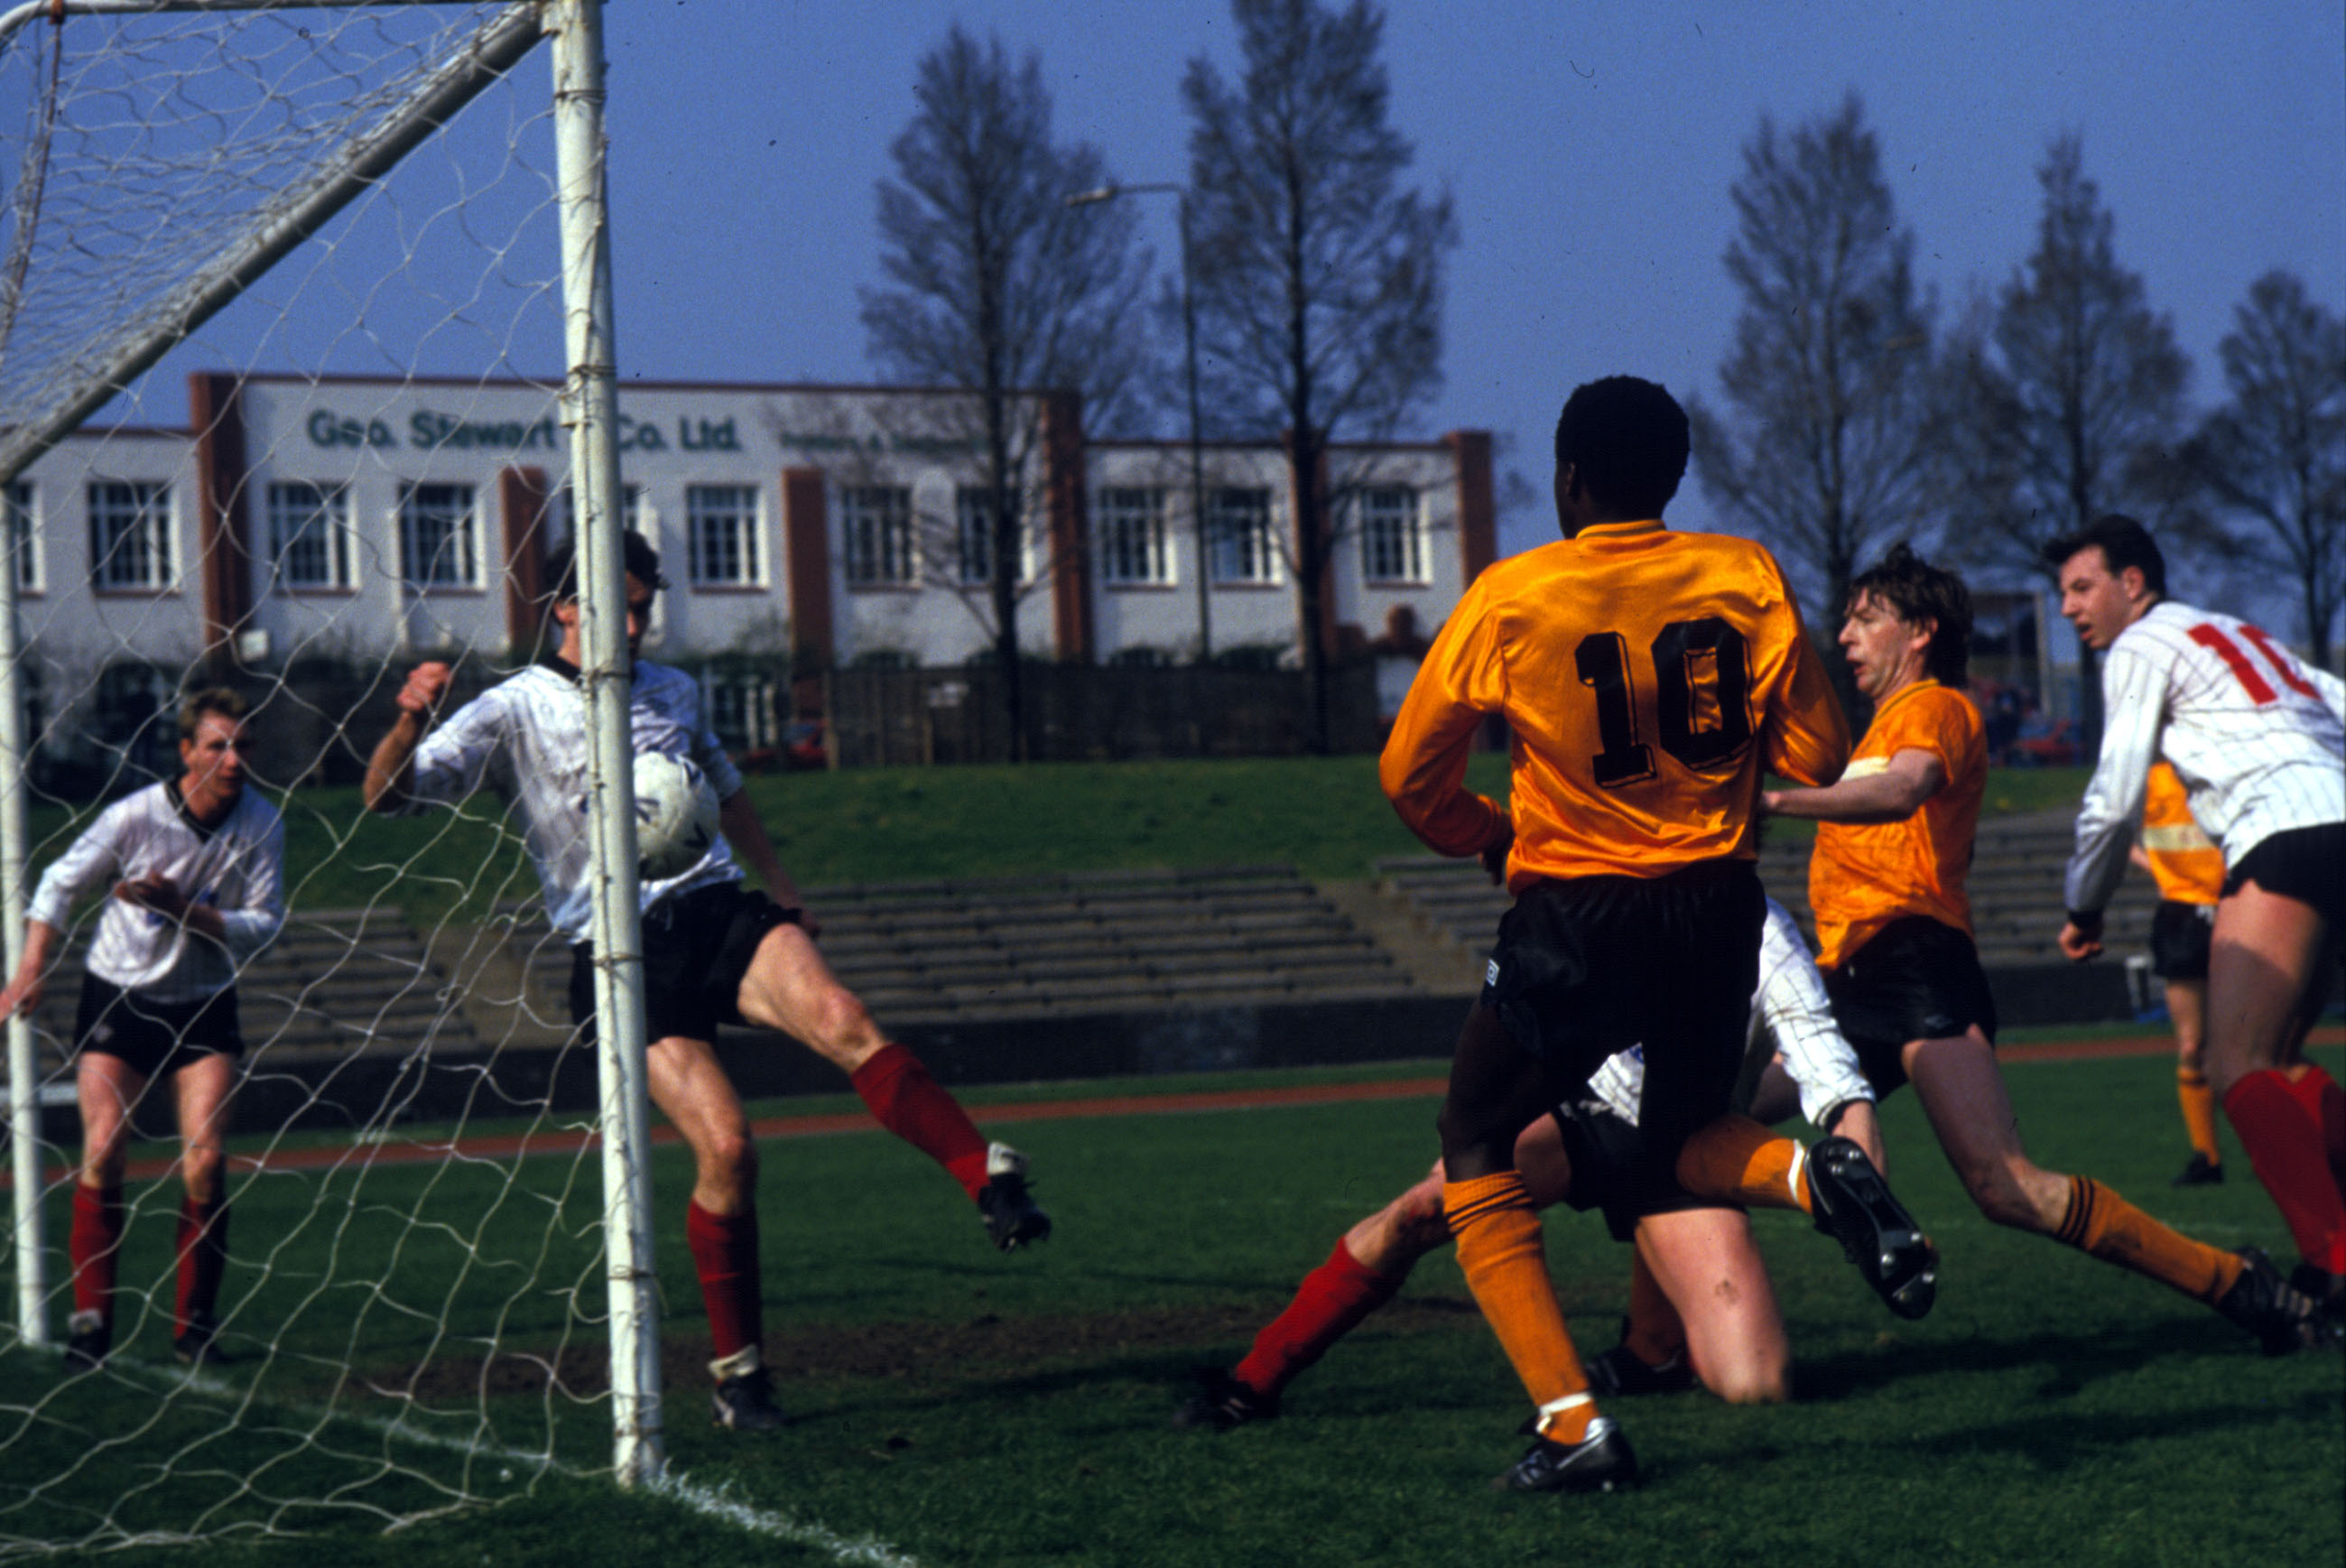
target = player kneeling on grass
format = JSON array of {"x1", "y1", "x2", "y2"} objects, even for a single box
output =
[
  {"x1": 1174, "y1": 897, "x2": 1887, "y2": 1429},
  {"x1": 1381, "y1": 376, "x2": 1935, "y2": 1498},
  {"x1": 1763, "y1": 542, "x2": 2326, "y2": 1355},
  {"x1": 0, "y1": 688, "x2": 284, "y2": 1371},
  {"x1": 364, "y1": 530, "x2": 1050, "y2": 1433}
]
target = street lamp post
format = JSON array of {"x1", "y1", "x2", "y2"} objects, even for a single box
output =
[{"x1": 1068, "y1": 182, "x2": 1211, "y2": 663}]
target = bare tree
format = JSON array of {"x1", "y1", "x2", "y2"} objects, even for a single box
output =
[
  {"x1": 2184, "y1": 271, "x2": 2346, "y2": 672},
  {"x1": 863, "y1": 26, "x2": 1154, "y2": 756},
  {"x1": 1181, "y1": 0, "x2": 1458, "y2": 752},
  {"x1": 1687, "y1": 95, "x2": 1943, "y2": 716},
  {"x1": 1944, "y1": 135, "x2": 2190, "y2": 741}
]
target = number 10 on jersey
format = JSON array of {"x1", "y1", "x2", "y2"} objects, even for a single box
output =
[{"x1": 1576, "y1": 617, "x2": 1756, "y2": 787}]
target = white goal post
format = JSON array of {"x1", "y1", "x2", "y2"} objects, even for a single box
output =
[{"x1": 0, "y1": 0, "x2": 666, "y2": 1526}]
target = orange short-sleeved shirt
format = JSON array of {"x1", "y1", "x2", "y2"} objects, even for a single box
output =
[
  {"x1": 1809, "y1": 680, "x2": 1985, "y2": 969},
  {"x1": 1381, "y1": 520, "x2": 1849, "y2": 889},
  {"x1": 2140, "y1": 761, "x2": 2222, "y2": 905}
]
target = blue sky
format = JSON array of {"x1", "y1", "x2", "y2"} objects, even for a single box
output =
[
  {"x1": 86, "y1": 1, "x2": 2346, "y2": 600},
  {"x1": 596, "y1": 0, "x2": 2342, "y2": 574}
]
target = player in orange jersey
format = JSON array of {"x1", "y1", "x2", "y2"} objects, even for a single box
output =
[
  {"x1": 2133, "y1": 762, "x2": 2227, "y2": 1186},
  {"x1": 1382, "y1": 376, "x2": 1935, "y2": 1497},
  {"x1": 1762, "y1": 544, "x2": 2323, "y2": 1353}
]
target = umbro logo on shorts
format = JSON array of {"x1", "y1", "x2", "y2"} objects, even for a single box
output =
[{"x1": 1487, "y1": 958, "x2": 1501, "y2": 987}]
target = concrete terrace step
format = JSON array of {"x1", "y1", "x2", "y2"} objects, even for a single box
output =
[
  {"x1": 1376, "y1": 812, "x2": 2166, "y2": 987},
  {"x1": 505, "y1": 867, "x2": 1416, "y2": 1025},
  {"x1": 23, "y1": 906, "x2": 478, "y2": 1077}
]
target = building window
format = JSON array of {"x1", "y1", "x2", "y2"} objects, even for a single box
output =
[
  {"x1": 398, "y1": 481, "x2": 479, "y2": 589},
  {"x1": 841, "y1": 485, "x2": 915, "y2": 587},
  {"x1": 1210, "y1": 487, "x2": 1278, "y2": 585},
  {"x1": 551, "y1": 482, "x2": 644, "y2": 547},
  {"x1": 88, "y1": 479, "x2": 173, "y2": 591},
  {"x1": 694, "y1": 664, "x2": 778, "y2": 753},
  {"x1": 265, "y1": 480, "x2": 354, "y2": 590},
  {"x1": 1099, "y1": 487, "x2": 1171, "y2": 586},
  {"x1": 1358, "y1": 486, "x2": 1424, "y2": 584},
  {"x1": 5, "y1": 479, "x2": 37, "y2": 593},
  {"x1": 686, "y1": 484, "x2": 762, "y2": 586},
  {"x1": 956, "y1": 486, "x2": 1036, "y2": 587}
]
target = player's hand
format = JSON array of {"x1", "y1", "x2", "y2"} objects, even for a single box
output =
[
  {"x1": 0, "y1": 971, "x2": 42, "y2": 1023},
  {"x1": 2057, "y1": 921, "x2": 2102, "y2": 962},
  {"x1": 1479, "y1": 823, "x2": 1515, "y2": 886},
  {"x1": 115, "y1": 874, "x2": 189, "y2": 922},
  {"x1": 397, "y1": 662, "x2": 454, "y2": 719}
]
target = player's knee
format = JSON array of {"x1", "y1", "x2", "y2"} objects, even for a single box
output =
[
  {"x1": 1707, "y1": 1360, "x2": 1790, "y2": 1405},
  {"x1": 1963, "y1": 1162, "x2": 2041, "y2": 1230},
  {"x1": 181, "y1": 1146, "x2": 226, "y2": 1200},
  {"x1": 1434, "y1": 1103, "x2": 1507, "y2": 1168},
  {"x1": 1390, "y1": 1187, "x2": 1451, "y2": 1252},
  {"x1": 808, "y1": 984, "x2": 882, "y2": 1056},
  {"x1": 700, "y1": 1126, "x2": 757, "y2": 1191}
]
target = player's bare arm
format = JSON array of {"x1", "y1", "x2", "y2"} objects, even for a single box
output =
[
  {"x1": 716, "y1": 789, "x2": 818, "y2": 937},
  {"x1": 0, "y1": 917, "x2": 61, "y2": 1022},
  {"x1": 1763, "y1": 747, "x2": 1944, "y2": 823},
  {"x1": 363, "y1": 661, "x2": 453, "y2": 813}
]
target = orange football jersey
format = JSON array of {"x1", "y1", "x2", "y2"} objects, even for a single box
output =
[
  {"x1": 1809, "y1": 680, "x2": 1986, "y2": 969},
  {"x1": 2140, "y1": 761, "x2": 2222, "y2": 905},
  {"x1": 1381, "y1": 520, "x2": 1848, "y2": 889}
]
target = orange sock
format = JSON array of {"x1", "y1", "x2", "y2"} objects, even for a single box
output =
[
  {"x1": 1445, "y1": 1171, "x2": 1595, "y2": 1442},
  {"x1": 2177, "y1": 1065, "x2": 2221, "y2": 1166},
  {"x1": 2054, "y1": 1175, "x2": 2243, "y2": 1304},
  {"x1": 1674, "y1": 1115, "x2": 1812, "y2": 1215},
  {"x1": 1621, "y1": 1249, "x2": 1686, "y2": 1369}
]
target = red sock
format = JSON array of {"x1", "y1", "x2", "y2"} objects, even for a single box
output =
[
  {"x1": 851, "y1": 1044, "x2": 988, "y2": 1199},
  {"x1": 174, "y1": 1192, "x2": 231, "y2": 1330},
  {"x1": 2279, "y1": 1064, "x2": 2346, "y2": 1194},
  {"x1": 70, "y1": 1183, "x2": 125, "y2": 1323},
  {"x1": 2225, "y1": 1070, "x2": 2346, "y2": 1276},
  {"x1": 685, "y1": 1200, "x2": 764, "y2": 1363},
  {"x1": 1231, "y1": 1239, "x2": 1406, "y2": 1398}
]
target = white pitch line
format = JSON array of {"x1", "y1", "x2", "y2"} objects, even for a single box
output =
[{"x1": 132, "y1": 1356, "x2": 927, "y2": 1568}]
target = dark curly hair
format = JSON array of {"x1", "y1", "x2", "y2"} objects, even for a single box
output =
[
  {"x1": 1552, "y1": 376, "x2": 1690, "y2": 521},
  {"x1": 1848, "y1": 543, "x2": 1971, "y2": 687}
]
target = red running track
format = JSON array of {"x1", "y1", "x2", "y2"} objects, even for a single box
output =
[{"x1": 32, "y1": 1025, "x2": 2346, "y2": 1185}]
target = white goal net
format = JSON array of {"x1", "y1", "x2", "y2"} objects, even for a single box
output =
[{"x1": 0, "y1": 1, "x2": 666, "y2": 1552}]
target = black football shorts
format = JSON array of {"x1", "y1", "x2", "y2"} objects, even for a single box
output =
[
  {"x1": 73, "y1": 974, "x2": 244, "y2": 1080},
  {"x1": 2225, "y1": 821, "x2": 2346, "y2": 931},
  {"x1": 2148, "y1": 898, "x2": 2215, "y2": 981},
  {"x1": 1822, "y1": 915, "x2": 1998, "y2": 1098},
  {"x1": 569, "y1": 880, "x2": 801, "y2": 1044},
  {"x1": 1480, "y1": 857, "x2": 1764, "y2": 1165}
]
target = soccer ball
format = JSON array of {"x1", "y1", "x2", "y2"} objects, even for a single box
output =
[{"x1": 633, "y1": 751, "x2": 720, "y2": 880}]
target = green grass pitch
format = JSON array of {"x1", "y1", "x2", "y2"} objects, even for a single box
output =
[{"x1": 4, "y1": 1044, "x2": 2338, "y2": 1566}]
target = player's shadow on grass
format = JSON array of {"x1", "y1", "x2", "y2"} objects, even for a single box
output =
[{"x1": 1790, "y1": 1313, "x2": 2288, "y2": 1401}]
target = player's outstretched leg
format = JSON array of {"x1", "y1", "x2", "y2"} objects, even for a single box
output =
[
  {"x1": 1674, "y1": 1113, "x2": 1937, "y2": 1319},
  {"x1": 1173, "y1": 1174, "x2": 1441, "y2": 1430},
  {"x1": 1905, "y1": 1031, "x2": 2331, "y2": 1353},
  {"x1": 740, "y1": 923, "x2": 1051, "y2": 1249}
]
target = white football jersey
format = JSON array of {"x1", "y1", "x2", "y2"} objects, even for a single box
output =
[
  {"x1": 402, "y1": 662, "x2": 747, "y2": 941},
  {"x1": 1586, "y1": 897, "x2": 1872, "y2": 1128},
  {"x1": 2066, "y1": 601, "x2": 2346, "y2": 915},
  {"x1": 29, "y1": 781, "x2": 285, "y2": 1002}
]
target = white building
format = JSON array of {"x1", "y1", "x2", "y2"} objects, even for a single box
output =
[{"x1": 5, "y1": 373, "x2": 1495, "y2": 771}]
